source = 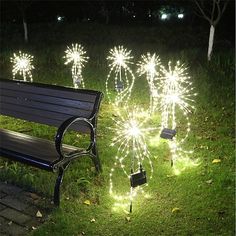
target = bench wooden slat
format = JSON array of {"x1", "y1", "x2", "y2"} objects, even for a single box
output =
[
  {"x1": 0, "y1": 96, "x2": 92, "y2": 118},
  {"x1": 1, "y1": 108, "x2": 91, "y2": 133},
  {"x1": 1, "y1": 90, "x2": 95, "y2": 110},
  {"x1": 0, "y1": 80, "x2": 98, "y2": 102},
  {"x1": 0, "y1": 79, "x2": 102, "y2": 132}
]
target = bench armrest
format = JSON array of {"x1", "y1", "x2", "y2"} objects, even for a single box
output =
[{"x1": 55, "y1": 116, "x2": 95, "y2": 159}]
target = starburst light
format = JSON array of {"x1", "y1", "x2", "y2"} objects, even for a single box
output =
[
  {"x1": 11, "y1": 51, "x2": 34, "y2": 82},
  {"x1": 137, "y1": 53, "x2": 161, "y2": 113},
  {"x1": 158, "y1": 61, "x2": 197, "y2": 165},
  {"x1": 64, "y1": 43, "x2": 89, "y2": 88},
  {"x1": 106, "y1": 46, "x2": 135, "y2": 106},
  {"x1": 159, "y1": 61, "x2": 196, "y2": 125},
  {"x1": 109, "y1": 106, "x2": 155, "y2": 212}
]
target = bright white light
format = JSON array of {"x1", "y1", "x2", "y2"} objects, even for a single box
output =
[
  {"x1": 64, "y1": 43, "x2": 89, "y2": 88},
  {"x1": 161, "y1": 14, "x2": 167, "y2": 20},
  {"x1": 127, "y1": 120, "x2": 141, "y2": 137},
  {"x1": 158, "y1": 61, "x2": 197, "y2": 165},
  {"x1": 111, "y1": 107, "x2": 152, "y2": 158},
  {"x1": 178, "y1": 13, "x2": 184, "y2": 19},
  {"x1": 106, "y1": 46, "x2": 135, "y2": 106},
  {"x1": 159, "y1": 61, "x2": 196, "y2": 119},
  {"x1": 107, "y1": 46, "x2": 132, "y2": 69},
  {"x1": 57, "y1": 16, "x2": 62, "y2": 21},
  {"x1": 137, "y1": 53, "x2": 161, "y2": 113},
  {"x1": 137, "y1": 53, "x2": 161, "y2": 79},
  {"x1": 10, "y1": 51, "x2": 34, "y2": 82},
  {"x1": 109, "y1": 106, "x2": 155, "y2": 211}
]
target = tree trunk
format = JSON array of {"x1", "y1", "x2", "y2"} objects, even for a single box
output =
[
  {"x1": 207, "y1": 24, "x2": 215, "y2": 61},
  {"x1": 23, "y1": 16, "x2": 28, "y2": 43}
]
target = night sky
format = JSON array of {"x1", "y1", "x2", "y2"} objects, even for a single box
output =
[{"x1": 0, "y1": 0, "x2": 235, "y2": 43}]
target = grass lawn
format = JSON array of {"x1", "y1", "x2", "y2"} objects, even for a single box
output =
[{"x1": 0, "y1": 23, "x2": 235, "y2": 235}]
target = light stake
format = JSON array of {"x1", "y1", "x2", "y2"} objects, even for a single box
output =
[
  {"x1": 109, "y1": 106, "x2": 154, "y2": 212},
  {"x1": 64, "y1": 43, "x2": 89, "y2": 88},
  {"x1": 159, "y1": 61, "x2": 197, "y2": 166},
  {"x1": 106, "y1": 46, "x2": 135, "y2": 106}
]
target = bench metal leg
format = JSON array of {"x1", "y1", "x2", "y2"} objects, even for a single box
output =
[
  {"x1": 91, "y1": 143, "x2": 102, "y2": 173},
  {"x1": 54, "y1": 167, "x2": 64, "y2": 206}
]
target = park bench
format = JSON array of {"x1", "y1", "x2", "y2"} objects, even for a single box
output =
[{"x1": 0, "y1": 78, "x2": 103, "y2": 206}]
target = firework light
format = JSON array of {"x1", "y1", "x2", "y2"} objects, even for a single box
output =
[
  {"x1": 109, "y1": 106, "x2": 155, "y2": 212},
  {"x1": 137, "y1": 53, "x2": 161, "y2": 113},
  {"x1": 64, "y1": 43, "x2": 89, "y2": 88},
  {"x1": 106, "y1": 46, "x2": 135, "y2": 106},
  {"x1": 158, "y1": 61, "x2": 197, "y2": 165},
  {"x1": 11, "y1": 51, "x2": 34, "y2": 82}
]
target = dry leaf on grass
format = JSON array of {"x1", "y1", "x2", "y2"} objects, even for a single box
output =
[
  {"x1": 83, "y1": 200, "x2": 91, "y2": 206},
  {"x1": 172, "y1": 207, "x2": 180, "y2": 213},
  {"x1": 212, "y1": 159, "x2": 221, "y2": 164}
]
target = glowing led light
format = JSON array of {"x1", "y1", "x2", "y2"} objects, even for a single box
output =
[
  {"x1": 172, "y1": 156, "x2": 199, "y2": 176},
  {"x1": 178, "y1": 13, "x2": 184, "y2": 19},
  {"x1": 106, "y1": 46, "x2": 135, "y2": 106},
  {"x1": 11, "y1": 51, "x2": 34, "y2": 82},
  {"x1": 158, "y1": 61, "x2": 197, "y2": 165},
  {"x1": 64, "y1": 43, "x2": 89, "y2": 88},
  {"x1": 109, "y1": 106, "x2": 155, "y2": 212},
  {"x1": 137, "y1": 53, "x2": 161, "y2": 114},
  {"x1": 161, "y1": 14, "x2": 168, "y2": 20},
  {"x1": 127, "y1": 121, "x2": 141, "y2": 137},
  {"x1": 159, "y1": 61, "x2": 196, "y2": 129},
  {"x1": 57, "y1": 16, "x2": 64, "y2": 22}
]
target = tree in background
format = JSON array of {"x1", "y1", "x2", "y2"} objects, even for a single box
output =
[
  {"x1": 17, "y1": 0, "x2": 32, "y2": 43},
  {"x1": 194, "y1": 0, "x2": 229, "y2": 61}
]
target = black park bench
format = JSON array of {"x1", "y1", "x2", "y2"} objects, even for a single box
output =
[{"x1": 0, "y1": 79, "x2": 103, "y2": 206}]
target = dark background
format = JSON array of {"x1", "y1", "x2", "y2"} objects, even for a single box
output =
[
  {"x1": 0, "y1": 1, "x2": 235, "y2": 32},
  {"x1": 0, "y1": 1, "x2": 235, "y2": 49}
]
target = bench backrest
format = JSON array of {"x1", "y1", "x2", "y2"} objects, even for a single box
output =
[{"x1": 0, "y1": 79, "x2": 103, "y2": 133}]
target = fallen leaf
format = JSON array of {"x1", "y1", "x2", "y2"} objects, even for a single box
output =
[
  {"x1": 90, "y1": 218, "x2": 95, "y2": 223},
  {"x1": 212, "y1": 159, "x2": 221, "y2": 164},
  {"x1": 36, "y1": 210, "x2": 43, "y2": 218},
  {"x1": 125, "y1": 216, "x2": 131, "y2": 222},
  {"x1": 172, "y1": 207, "x2": 180, "y2": 213},
  {"x1": 8, "y1": 221, "x2": 12, "y2": 225},
  {"x1": 83, "y1": 200, "x2": 91, "y2": 206},
  {"x1": 206, "y1": 179, "x2": 213, "y2": 184}
]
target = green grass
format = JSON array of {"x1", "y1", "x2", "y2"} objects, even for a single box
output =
[{"x1": 0, "y1": 23, "x2": 235, "y2": 235}]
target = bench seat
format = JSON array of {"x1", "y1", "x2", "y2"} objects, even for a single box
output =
[{"x1": 0, "y1": 128, "x2": 77, "y2": 171}]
